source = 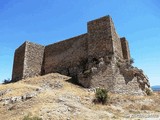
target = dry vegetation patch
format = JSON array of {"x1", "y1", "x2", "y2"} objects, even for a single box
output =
[{"x1": 0, "y1": 73, "x2": 160, "y2": 120}]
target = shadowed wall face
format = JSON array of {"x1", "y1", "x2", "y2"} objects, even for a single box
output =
[
  {"x1": 43, "y1": 34, "x2": 88, "y2": 76},
  {"x1": 12, "y1": 43, "x2": 26, "y2": 82}
]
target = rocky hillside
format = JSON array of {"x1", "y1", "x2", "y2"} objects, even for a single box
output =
[{"x1": 0, "y1": 73, "x2": 160, "y2": 120}]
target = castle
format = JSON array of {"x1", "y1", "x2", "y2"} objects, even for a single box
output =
[{"x1": 11, "y1": 16, "x2": 151, "y2": 95}]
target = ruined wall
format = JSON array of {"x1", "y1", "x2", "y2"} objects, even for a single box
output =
[
  {"x1": 120, "y1": 37, "x2": 131, "y2": 60},
  {"x1": 78, "y1": 59, "x2": 148, "y2": 95},
  {"x1": 12, "y1": 15, "x2": 127, "y2": 82},
  {"x1": 12, "y1": 41, "x2": 45, "y2": 81},
  {"x1": 11, "y1": 15, "x2": 151, "y2": 95},
  {"x1": 75, "y1": 16, "x2": 149, "y2": 95},
  {"x1": 112, "y1": 74, "x2": 145, "y2": 95},
  {"x1": 78, "y1": 60, "x2": 117, "y2": 88},
  {"x1": 12, "y1": 43, "x2": 26, "y2": 82},
  {"x1": 43, "y1": 34, "x2": 88, "y2": 77}
]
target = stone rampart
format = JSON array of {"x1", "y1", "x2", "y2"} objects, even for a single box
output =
[
  {"x1": 11, "y1": 15, "x2": 151, "y2": 95},
  {"x1": 43, "y1": 34, "x2": 88, "y2": 77}
]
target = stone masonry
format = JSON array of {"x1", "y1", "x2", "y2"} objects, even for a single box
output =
[
  {"x1": 12, "y1": 41, "x2": 45, "y2": 82},
  {"x1": 11, "y1": 15, "x2": 151, "y2": 95}
]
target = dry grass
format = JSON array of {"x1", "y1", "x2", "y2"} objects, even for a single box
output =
[
  {"x1": 0, "y1": 83, "x2": 37, "y2": 97},
  {"x1": 0, "y1": 73, "x2": 160, "y2": 120}
]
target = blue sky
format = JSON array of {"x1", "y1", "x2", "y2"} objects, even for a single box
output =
[{"x1": 0, "y1": 0, "x2": 159, "y2": 85}]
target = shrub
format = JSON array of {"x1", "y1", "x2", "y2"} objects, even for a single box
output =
[
  {"x1": 116, "y1": 62, "x2": 121, "y2": 68},
  {"x1": 139, "y1": 69, "x2": 143, "y2": 73},
  {"x1": 83, "y1": 69, "x2": 91, "y2": 78},
  {"x1": 3, "y1": 78, "x2": 11, "y2": 84},
  {"x1": 23, "y1": 115, "x2": 42, "y2": 120},
  {"x1": 145, "y1": 88, "x2": 152, "y2": 96},
  {"x1": 130, "y1": 58, "x2": 134, "y2": 64},
  {"x1": 95, "y1": 88, "x2": 108, "y2": 104},
  {"x1": 141, "y1": 105, "x2": 151, "y2": 110}
]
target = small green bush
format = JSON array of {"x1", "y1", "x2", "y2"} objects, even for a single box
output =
[
  {"x1": 130, "y1": 58, "x2": 134, "y2": 64},
  {"x1": 83, "y1": 69, "x2": 91, "y2": 78},
  {"x1": 116, "y1": 62, "x2": 121, "y2": 68},
  {"x1": 23, "y1": 115, "x2": 42, "y2": 120},
  {"x1": 3, "y1": 78, "x2": 11, "y2": 84},
  {"x1": 145, "y1": 88, "x2": 152, "y2": 96},
  {"x1": 95, "y1": 88, "x2": 108, "y2": 104}
]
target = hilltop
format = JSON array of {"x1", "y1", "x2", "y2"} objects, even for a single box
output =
[{"x1": 0, "y1": 73, "x2": 160, "y2": 120}]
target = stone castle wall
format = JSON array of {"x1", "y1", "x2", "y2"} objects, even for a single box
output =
[
  {"x1": 43, "y1": 34, "x2": 88, "y2": 77},
  {"x1": 23, "y1": 42, "x2": 45, "y2": 79},
  {"x1": 12, "y1": 41, "x2": 45, "y2": 81},
  {"x1": 11, "y1": 15, "x2": 149, "y2": 95},
  {"x1": 87, "y1": 16, "x2": 114, "y2": 60},
  {"x1": 12, "y1": 15, "x2": 131, "y2": 82}
]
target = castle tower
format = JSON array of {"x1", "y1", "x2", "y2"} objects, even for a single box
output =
[
  {"x1": 87, "y1": 16, "x2": 114, "y2": 59},
  {"x1": 12, "y1": 41, "x2": 45, "y2": 82},
  {"x1": 87, "y1": 16, "x2": 124, "y2": 62}
]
